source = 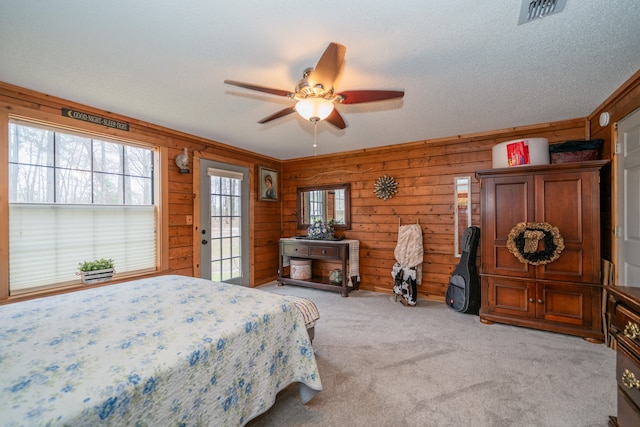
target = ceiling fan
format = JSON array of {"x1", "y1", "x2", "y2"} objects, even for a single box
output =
[{"x1": 224, "y1": 42, "x2": 404, "y2": 130}]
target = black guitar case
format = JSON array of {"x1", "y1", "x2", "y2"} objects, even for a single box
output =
[{"x1": 446, "y1": 226, "x2": 480, "y2": 314}]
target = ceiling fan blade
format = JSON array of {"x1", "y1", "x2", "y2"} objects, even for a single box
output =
[
  {"x1": 308, "y1": 42, "x2": 346, "y2": 91},
  {"x1": 257, "y1": 106, "x2": 297, "y2": 124},
  {"x1": 325, "y1": 108, "x2": 346, "y2": 130},
  {"x1": 224, "y1": 80, "x2": 294, "y2": 98},
  {"x1": 335, "y1": 90, "x2": 404, "y2": 105}
]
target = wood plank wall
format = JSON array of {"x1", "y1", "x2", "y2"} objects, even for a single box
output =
[
  {"x1": 2, "y1": 68, "x2": 639, "y2": 299},
  {"x1": 282, "y1": 119, "x2": 588, "y2": 300}
]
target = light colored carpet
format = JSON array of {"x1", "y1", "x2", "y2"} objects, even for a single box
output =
[{"x1": 248, "y1": 283, "x2": 616, "y2": 427}]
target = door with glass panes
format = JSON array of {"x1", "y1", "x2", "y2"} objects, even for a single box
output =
[{"x1": 199, "y1": 159, "x2": 249, "y2": 285}]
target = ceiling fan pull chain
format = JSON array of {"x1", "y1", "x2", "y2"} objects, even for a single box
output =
[{"x1": 313, "y1": 120, "x2": 318, "y2": 156}]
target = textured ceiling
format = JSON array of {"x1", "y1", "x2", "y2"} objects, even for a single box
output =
[{"x1": 1, "y1": 1, "x2": 639, "y2": 160}]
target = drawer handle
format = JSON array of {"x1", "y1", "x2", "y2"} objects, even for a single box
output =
[
  {"x1": 322, "y1": 250, "x2": 327, "y2": 254},
  {"x1": 624, "y1": 321, "x2": 640, "y2": 339},
  {"x1": 622, "y1": 369, "x2": 640, "y2": 390}
]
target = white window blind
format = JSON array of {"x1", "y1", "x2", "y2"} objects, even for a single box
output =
[
  {"x1": 8, "y1": 120, "x2": 157, "y2": 294},
  {"x1": 9, "y1": 204, "x2": 156, "y2": 292},
  {"x1": 207, "y1": 167, "x2": 244, "y2": 180}
]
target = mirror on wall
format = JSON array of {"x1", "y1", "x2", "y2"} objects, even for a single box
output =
[
  {"x1": 454, "y1": 176, "x2": 472, "y2": 257},
  {"x1": 297, "y1": 183, "x2": 351, "y2": 230}
]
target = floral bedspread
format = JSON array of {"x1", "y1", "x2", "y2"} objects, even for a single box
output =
[{"x1": 0, "y1": 275, "x2": 322, "y2": 426}]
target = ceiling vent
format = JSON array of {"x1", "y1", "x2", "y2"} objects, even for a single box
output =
[{"x1": 518, "y1": 0, "x2": 567, "y2": 25}]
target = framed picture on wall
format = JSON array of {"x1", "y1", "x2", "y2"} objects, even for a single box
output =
[{"x1": 258, "y1": 166, "x2": 278, "y2": 201}]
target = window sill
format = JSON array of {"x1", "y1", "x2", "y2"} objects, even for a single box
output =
[{"x1": 0, "y1": 270, "x2": 169, "y2": 305}]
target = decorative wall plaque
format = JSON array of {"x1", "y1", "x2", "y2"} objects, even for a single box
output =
[{"x1": 373, "y1": 175, "x2": 398, "y2": 200}]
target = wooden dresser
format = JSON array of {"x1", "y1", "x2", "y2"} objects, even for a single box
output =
[
  {"x1": 477, "y1": 160, "x2": 608, "y2": 341},
  {"x1": 607, "y1": 286, "x2": 640, "y2": 426}
]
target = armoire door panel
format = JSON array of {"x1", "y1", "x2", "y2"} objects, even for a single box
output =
[
  {"x1": 485, "y1": 277, "x2": 536, "y2": 318},
  {"x1": 539, "y1": 283, "x2": 592, "y2": 326},
  {"x1": 537, "y1": 174, "x2": 584, "y2": 242},
  {"x1": 535, "y1": 171, "x2": 600, "y2": 283},
  {"x1": 539, "y1": 247, "x2": 583, "y2": 278},
  {"x1": 495, "y1": 245, "x2": 531, "y2": 275},
  {"x1": 494, "y1": 180, "x2": 532, "y2": 238},
  {"x1": 481, "y1": 175, "x2": 534, "y2": 276}
]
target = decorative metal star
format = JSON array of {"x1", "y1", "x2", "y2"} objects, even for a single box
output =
[{"x1": 373, "y1": 175, "x2": 398, "y2": 200}]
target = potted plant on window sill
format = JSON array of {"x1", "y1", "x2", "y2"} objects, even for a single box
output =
[{"x1": 78, "y1": 258, "x2": 115, "y2": 284}]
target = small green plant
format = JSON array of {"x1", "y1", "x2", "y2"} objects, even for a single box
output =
[{"x1": 78, "y1": 258, "x2": 115, "y2": 272}]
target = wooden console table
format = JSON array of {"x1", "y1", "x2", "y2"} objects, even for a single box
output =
[{"x1": 278, "y1": 238, "x2": 359, "y2": 297}]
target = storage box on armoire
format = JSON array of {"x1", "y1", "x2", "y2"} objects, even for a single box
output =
[{"x1": 549, "y1": 139, "x2": 603, "y2": 164}]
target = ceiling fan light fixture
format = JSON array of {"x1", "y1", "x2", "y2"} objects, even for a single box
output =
[
  {"x1": 224, "y1": 42, "x2": 403, "y2": 131},
  {"x1": 295, "y1": 98, "x2": 334, "y2": 122}
]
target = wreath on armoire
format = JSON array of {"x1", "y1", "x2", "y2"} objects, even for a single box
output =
[{"x1": 506, "y1": 222, "x2": 565, "y2": 265}]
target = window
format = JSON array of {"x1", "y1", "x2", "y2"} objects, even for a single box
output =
[
  {"x1": 208, "y1": 169, "x2": 243, "y2": 281},
  {"x1": 8, "y1": 120, "x2": 157, "y2": 293},
  {"x1": 308, "y1": 190, "x2": 325, "y2": 223},
  {"x1": 334, "y1": 189, "x2": 345, "y2": 224}
]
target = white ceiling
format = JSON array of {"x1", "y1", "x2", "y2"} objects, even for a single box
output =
[{"x1": 1, "y1": 1, "x2": 639, "y2": 160}]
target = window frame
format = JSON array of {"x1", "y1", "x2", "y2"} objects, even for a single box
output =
[{"x1": 0, "y1": 111, "x2": 168, "y2": 303}]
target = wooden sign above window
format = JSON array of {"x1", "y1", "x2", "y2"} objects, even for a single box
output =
[{"x1": 62, "y1": 108, "x2": 129, "y2": 131}]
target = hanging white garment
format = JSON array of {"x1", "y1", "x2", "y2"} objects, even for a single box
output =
[
  {"x1": 392, "y1": 223, "x2": 424, "y2": 306},
  {"x1": 394, "y1": 223, "x2": 423, "y2": 284}
]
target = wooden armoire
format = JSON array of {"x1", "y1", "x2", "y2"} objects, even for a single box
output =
[{"x1": 477, "y1": 160, "x2": 608, "y2": 342}]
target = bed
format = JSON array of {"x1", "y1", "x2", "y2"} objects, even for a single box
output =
[{"x1": 0, "y1": 275, "x2": 322, "y2": 426}]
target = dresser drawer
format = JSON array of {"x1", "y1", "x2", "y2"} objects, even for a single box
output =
[
  {"x1": 617, "y1": 345, "x2": 640, "y2": 410},
  {"x1": 309, "y1": 245, "x2": 340, "y2": 259},
  {"x1": 617, "y1": 386, "x2": 640, "y2": 427},
  {"x1": 614, "y1": 304, "x2": 640, "y2": 353},
  {"x1": 282, "y1": 243, "x2": 309, "y2": 257}
]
